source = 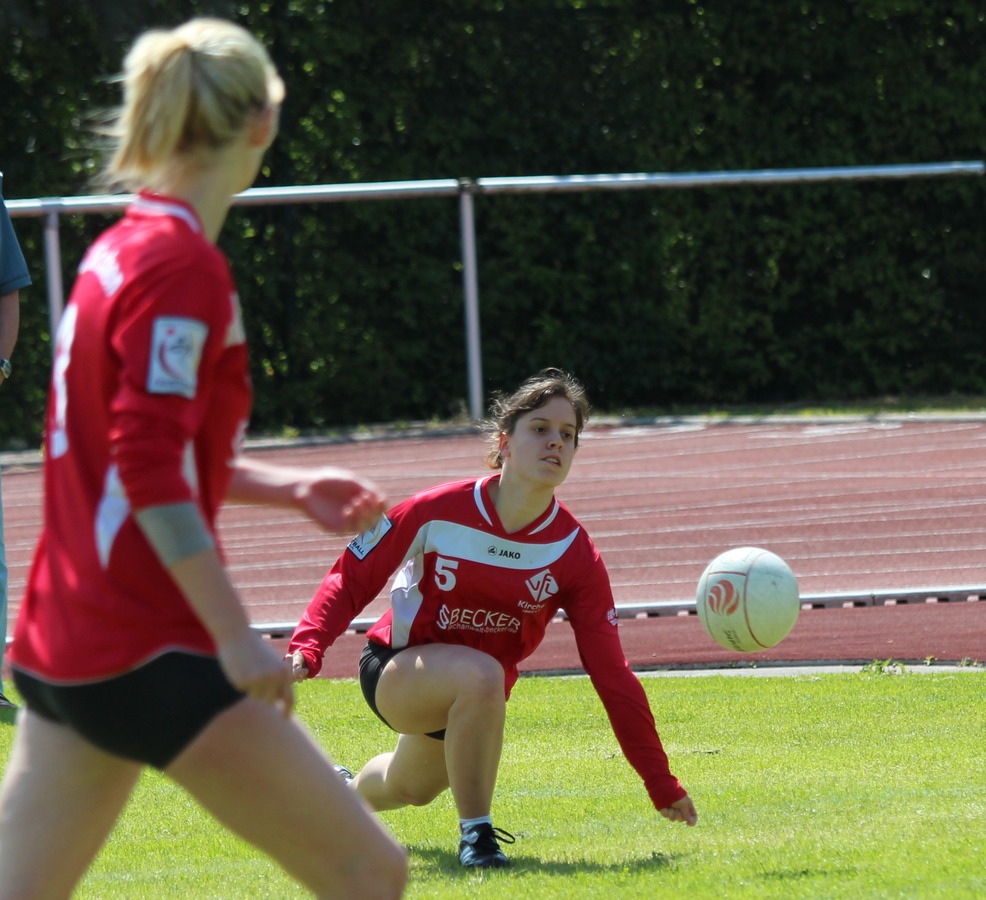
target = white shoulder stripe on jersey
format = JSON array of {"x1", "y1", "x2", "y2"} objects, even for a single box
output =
[
  {"x1": 529, "y1": 500, "x2": 561, "y2": 534},
  {"x1": 473, "y1": 478, "x2": 494, "y2": 526}
]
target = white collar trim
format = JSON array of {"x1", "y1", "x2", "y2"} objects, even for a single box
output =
[{"x1": 132, "y1": 195, "x2": 202, "y2": 234}]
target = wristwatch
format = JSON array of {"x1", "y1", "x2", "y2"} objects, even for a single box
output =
[{"x1": 0, "y1": 358, "x2": 10, "y2": 380}]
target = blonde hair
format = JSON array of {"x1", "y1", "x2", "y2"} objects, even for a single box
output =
[
  {"x1": 482, "y1": 368, "x2": 590, "y2": 469},
  {"x1": 104, "y1": 18, "x2": 284, "y2": 190}
]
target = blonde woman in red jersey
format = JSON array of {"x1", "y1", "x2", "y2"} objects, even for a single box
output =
[{"x1": 0, "y1": 19, "x2": 406, "y2": 899}]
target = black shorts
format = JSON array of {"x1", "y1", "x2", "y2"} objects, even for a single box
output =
[
  {"x1": 359, "y1": 640, "x2": 446, "y2": 741},
  {"x1": 13, "y1": 651, "x2": 245, "y2": 769}
]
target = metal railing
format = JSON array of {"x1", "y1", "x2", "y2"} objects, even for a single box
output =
[
  {"x1": 250, "y1": 585, "x2": 986, "y2": 639},
  {"x1": 8, "y1": 160, "x2": 984, "y2": 420}
]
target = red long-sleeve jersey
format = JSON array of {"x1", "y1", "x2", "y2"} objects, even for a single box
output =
[
  {"x1": 11, "y1": 193, "x2": 251, "y2": 683},
  {"x1": 289, "y1": 474, "x2": 686, "y2": 810}
]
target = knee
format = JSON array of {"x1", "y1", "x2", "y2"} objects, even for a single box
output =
[
  {"x1": 455, "y1": 653, "x2": 506, "y2": 706},
  {"x1": 400, "y1": 781, "x2": 446, "y2": 807}
]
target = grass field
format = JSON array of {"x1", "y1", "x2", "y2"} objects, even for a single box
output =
[{"x1": 1, "y1": 668, "x2": 983, "y2": 899}]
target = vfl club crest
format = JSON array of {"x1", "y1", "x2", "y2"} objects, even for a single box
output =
[{"x1": 520, "y1": 569, "x2": 558, "y2": 612}]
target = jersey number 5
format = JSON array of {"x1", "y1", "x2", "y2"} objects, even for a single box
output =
[{"x1": 434, "y1": 556, "x2": 459, "y2": 591}]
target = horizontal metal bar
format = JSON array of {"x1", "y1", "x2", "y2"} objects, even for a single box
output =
[
  {"x1": 249, "y1": 585, "x2": 986, "y2": 638},
  {"x1": 6, "y1": 179, "x2": 464, "y2": 218},
  {"x1": 234, "y1": 179, "x2": 462, "y2": 205},
  {"x1": 8, "y1": 162, "x2": 982, "y2": 218},
  {"x1": 6, "y1": 194, "x2": 133, "y2": 217},
  {"x1": 795, "y1": 586, "x2": 986, "y2": 609},
  {"x1": 476, "y1": 161, "x2": 985, "y2": 195}
]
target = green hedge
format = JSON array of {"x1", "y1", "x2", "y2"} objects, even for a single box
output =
[{"x1": 2, "y1": 0, "x2": 984, "y2": 445}]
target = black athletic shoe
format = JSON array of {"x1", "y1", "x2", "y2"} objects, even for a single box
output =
[
  {"x1": 0, "y1": 690, "x2": 16, "y2": 711},
  {"x1": 459, "y1": 823, "x2": 515, "y2": 869},
  {"x1": 333, "y1": 764, "x2": 354, "y2": 785}
]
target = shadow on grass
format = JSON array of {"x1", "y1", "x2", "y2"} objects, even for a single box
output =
[
  {"x1": 408, "y1": 844, "x2": 679, "y2": 878},
  {"x1": 0, "y1": 708, "x2": 17, "y2": 727},
  {"x1": 760, "y1": 866, "x2": 856, "y2": 881}
]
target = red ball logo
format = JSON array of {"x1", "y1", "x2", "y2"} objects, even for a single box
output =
[{"x1": 706, "y1": 579, "x2": 739, "y2": 615}]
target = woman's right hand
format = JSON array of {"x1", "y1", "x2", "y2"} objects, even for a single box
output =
[
  {"x1": 659, "y1": 793, "x2": 699, "y2": 826},
  {"x1": 218, "y1": 630, "x2": 295, "y2": 716},
  {"x1": 163, "y1": 546, "x2": 295, "y2": 716}
]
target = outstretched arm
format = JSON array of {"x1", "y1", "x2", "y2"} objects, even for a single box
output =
[
  {"x1": 228, "y1": 456, "x2": 386, "y2": 534},
  {"x1": 567, "y1": 557, "x2": 699, "y2": 823}
]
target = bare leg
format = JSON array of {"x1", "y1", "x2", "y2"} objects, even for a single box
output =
[
  {"x1": 166, "y1": 697, "x2": 406, "y2": 900},
  {"x1": 365, "y1": 644, "x2": 506, "y2": 819},
  {"x1": 0, "y1": 710, "x2": 141, "y2": 900},
  {"x1": 355, "y1": 733, "x2": 449, "y2": 811}
]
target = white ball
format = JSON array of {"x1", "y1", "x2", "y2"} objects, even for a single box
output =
[{"x1": 696, "y1": 547, "x2": 800, "y2": 652}]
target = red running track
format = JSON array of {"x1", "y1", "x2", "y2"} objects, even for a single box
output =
[{"x1": 3, "y1": 417, "x2": 985, "y2": 677}]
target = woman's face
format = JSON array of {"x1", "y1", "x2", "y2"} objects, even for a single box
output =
[{"x1": 498, "y1": 395, "x2": 579, "y2": 489}]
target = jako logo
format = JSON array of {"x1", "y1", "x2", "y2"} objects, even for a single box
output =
[
  {"x1": 707, "y1": 580, "x2": 740, "y2": 615},
  {"x1": 487, "y1": 545, "x2": 521, "y2": 560}
]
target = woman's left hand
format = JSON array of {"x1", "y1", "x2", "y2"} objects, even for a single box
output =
[
  {"x1": 228, "y1": 458, "x2": 386, "y2": 534},
  {"x1": 286, "y1": 650, "x2": 310, "y2": 682}
]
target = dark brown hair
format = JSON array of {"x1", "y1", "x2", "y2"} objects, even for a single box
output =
[{"x1": 482, "y1": 368, "x2": 590, "y2": 469}]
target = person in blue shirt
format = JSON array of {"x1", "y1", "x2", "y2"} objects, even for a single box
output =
[{"x1": 0, "y1": 171, "x2": 32, "y2": 711}]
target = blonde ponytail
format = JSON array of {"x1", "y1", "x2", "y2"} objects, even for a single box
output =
[{"x1": 105, "y1": 18, "x2": 284, "y2": 191}]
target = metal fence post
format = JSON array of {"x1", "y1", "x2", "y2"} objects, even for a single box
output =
[
  {"x1": 43, "y1": 206, "x2": 65, "y2": 344},
  {"x1": 458, "y1": 179, "x2": 484, "y2": 422}
]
